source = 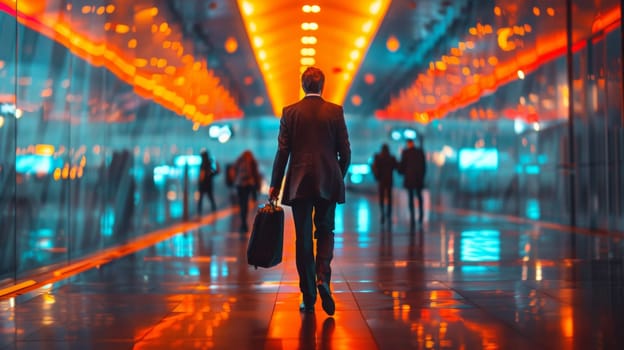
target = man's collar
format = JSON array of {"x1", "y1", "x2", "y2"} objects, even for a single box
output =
[{"x1": 305, "y1": 93, "x2": 321, "y2": 97}]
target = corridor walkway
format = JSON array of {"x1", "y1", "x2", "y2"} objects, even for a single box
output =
[{"x1": 1, "y1": 191, "x2": 624, "y2": 349}]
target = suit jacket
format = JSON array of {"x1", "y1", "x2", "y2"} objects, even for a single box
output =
[
  {"x1": 398, "y1": 147, "x2": 426, "y2": 189},
  {"x1": 270, "y1": 96, "x2": 351, "y2": 206}
]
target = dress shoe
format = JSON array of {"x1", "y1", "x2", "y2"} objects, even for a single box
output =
[
  {"x1": 317, "y1": 283, "x2": 335, "y2": 316},
  {"x1": 299, "y1": 302, "x2": 314, "y2": 313}
]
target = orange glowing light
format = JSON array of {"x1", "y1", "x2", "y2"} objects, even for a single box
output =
[
  {"x1": 378, "y1": 5, "x2": 621, "y2": 123},
  {"x1": 386, "y1": 35, "x2": 400, "y2": 52},
  {"x1": 237, "y1": 0, "x2": 391, "y2": 115},
  {"x1": 115, "y1": 24, "x2": 130, "y2": 34},
  {"x1": 35, "y1": 144, "x2": 55, "y2": 156},
  {"x1": 0, "y1": 0, "x2": 242, "y2": 124},
  {"x1": 224, "y1": 37, "x2": 238, "y2": 54}
]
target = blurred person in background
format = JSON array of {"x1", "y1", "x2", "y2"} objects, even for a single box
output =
[
  {"x1": 197, "y1": 149, "x2": 219, "y2": 216},
  {"x1": 371, "y1": 143, "x2": 397, "y2": 225},
  {"x1": 234, "y1": 150, "x2": 261, "y2": 232},
  {"x1": 398, "y1": 139, "x2": 426, "y2": 228}
]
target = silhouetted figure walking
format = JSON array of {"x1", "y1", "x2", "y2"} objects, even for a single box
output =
[
  {"x1": 371, "y1": 144, "x2": 397, "y2": 224},
  {"x1": 398, "y1": 139, "x2": 426, "y2": 227},
  {"x1": 197, "y1": 150, "x2": 219, "y2": 215},
  {"x1": 234, "y1": 150, "x2": 261, "y2": 232}
]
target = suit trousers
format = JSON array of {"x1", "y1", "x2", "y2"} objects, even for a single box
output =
[{"x1": 291, "y1": 198, "x2": 336, "y2": 306}]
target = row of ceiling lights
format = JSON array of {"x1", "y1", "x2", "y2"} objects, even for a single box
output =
[
  {"x1": 378, "y1": 4, "x2": 574, "y2": 123},
  {"x1": 0, "y1": 0, "x2": 243, "y2": 125}
]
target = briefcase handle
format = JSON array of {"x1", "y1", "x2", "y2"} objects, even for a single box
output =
[{"x1": 259, "y1": 199, "x2": 282, "y2": 214}]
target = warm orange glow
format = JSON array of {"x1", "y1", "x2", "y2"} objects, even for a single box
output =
[
  {"x1": 237, "y1": 0, "x2": 391, "y2": 115},
  {"x1": 115, "y1": 24, "x2": 130, "y2": 34},
  {"x1": 378, "y1": 5, "x2": 621, "y2": 123},
  {"x1": 386, "y1": 35, "x2": 400, "y2": 52},
  {"x1": 35, "y1": 144, "x2": 55, "y2": 156},
  {"x1": 497, "y1": 28, "x2": 516, "y2": 51},
  {"x1": 1, "y1": 0, "x2": 242, "y2": 124}
]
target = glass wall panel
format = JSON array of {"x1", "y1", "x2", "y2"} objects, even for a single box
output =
[
  {"x1": 0, "y1": 10, "x2": 17, "y2": 283},
  {"x1": 571, "y1": 0, "x2": 623, "y2": 230},
  {"x1": 0, "y1": 1, "x2": 252, "y2": 282},
  {"x1": 14, "y1": 23, "x2": 70, "y2": 275},
  {"x1": 421, "y1": 0, "x2": 622, "y2": 232}
]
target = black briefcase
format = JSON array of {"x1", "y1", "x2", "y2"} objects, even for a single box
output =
[{"x1": 247, "y1": 201, "x2": 284, "y2": 269}]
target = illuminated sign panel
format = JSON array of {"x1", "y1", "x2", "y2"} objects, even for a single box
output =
[{"x1": 458, "y1": 148, "x2": 499, "y2": 171}]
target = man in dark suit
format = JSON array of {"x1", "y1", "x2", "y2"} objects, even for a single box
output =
[
  {"x1": 398, "y1": 139, "x2": 426, "y2": 227},
  {"x1": 269, "y1": 67, "x2": 351, "y2": 316}
]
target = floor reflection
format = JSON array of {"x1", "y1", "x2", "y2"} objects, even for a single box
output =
[{"x1": 2, "y1": 190, "x2": 624, "y2": 349}]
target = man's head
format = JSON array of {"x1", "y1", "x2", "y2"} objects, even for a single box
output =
[
  {"x1": 406, "y1": 139, "x2": 415, "y2": 148},
  {"x1": 301, "y1": 67, "x2": 325, "y2": 94}
]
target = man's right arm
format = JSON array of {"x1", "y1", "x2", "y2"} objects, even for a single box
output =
[{"x1": 269, "y1": 110, "x2": 290, "y2": 201}]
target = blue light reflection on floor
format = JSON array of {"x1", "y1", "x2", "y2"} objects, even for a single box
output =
[
  {"x1": 356, "y1": 199, "x2": 371, "y2": 248},
  {"x1": 334, "y1": 205, "x2": 345, "y2": 249},
  {"x1": 460, "y1": 230, "x2": 500, "y2": 262},
  {"x1": 335, "y1": 205, "x2": 344, "y2": 234},
  {"x1": 210, "y1": 260, "x2": 219, "y2": 279},
  {"x1": 525, "y1": 198, "x2": 541, "y2": 220},
  {"x1": 460, "y1": 229, "x2": 500, "y2": 274}
]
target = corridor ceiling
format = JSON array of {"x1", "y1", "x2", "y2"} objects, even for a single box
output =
[{"x1": 1, "y1": 0, "x2": 621, "y2": 125}]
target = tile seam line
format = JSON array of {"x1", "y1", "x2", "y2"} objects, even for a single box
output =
[{"x1": 339, "y1": 266, "x2": 381, "y2": 350}]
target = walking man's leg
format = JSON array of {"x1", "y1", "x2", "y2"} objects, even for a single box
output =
[
  {"x1": 313, "y1": 198, "x2": 336, "y2": 315},
  {"x1": 292, "y1": 200, "x2": 316, "y2": 310}
]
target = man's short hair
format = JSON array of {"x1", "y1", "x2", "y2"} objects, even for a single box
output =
[{"x1": 301, "y1": 67, "x2": 325, "y2": 93}]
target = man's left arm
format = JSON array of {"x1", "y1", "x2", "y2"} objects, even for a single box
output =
[{"x1": 335, "y1": 108, "x2": 351, "y2": 178}]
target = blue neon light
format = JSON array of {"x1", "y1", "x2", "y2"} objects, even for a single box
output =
[
  {"x1": 15, "y1": 155, "x2": 57, "y2": 175},
  {"x1": 458, "y1": 148, "x2": 499, "y2": 170}
]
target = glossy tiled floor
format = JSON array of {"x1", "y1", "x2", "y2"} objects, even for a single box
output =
[{"x1": 2, "y1": 191, "x2": 624, "y2": 349}]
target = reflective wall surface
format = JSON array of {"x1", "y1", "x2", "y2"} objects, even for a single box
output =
[{"x1": 1, "y1": 0, "x2": 623, "y2": 288}]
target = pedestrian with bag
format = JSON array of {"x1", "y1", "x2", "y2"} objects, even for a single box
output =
[
  {"x1": 269, "y1": 67, "x2": 351, "y2": 316},
  {"x1": 234, "y1": 150, "x2": 261, "y2": 232}
]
